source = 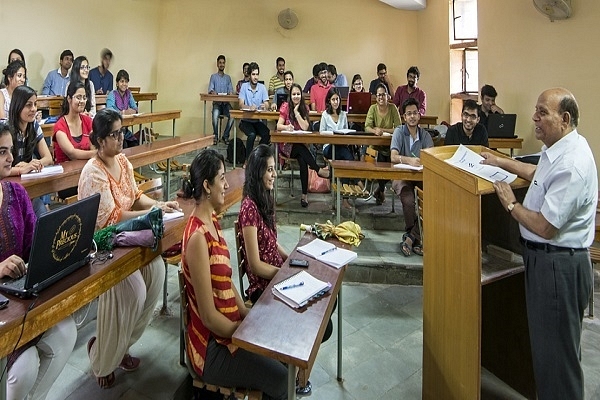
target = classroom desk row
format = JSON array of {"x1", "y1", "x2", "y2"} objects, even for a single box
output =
[
  {"x1": 4, "y1": 134, "x2": 210, "y2": 199},
  {"x1": 36, "y1": 92, "x2": 158, "y2": 114},
  {"x1": 41, "y1": 109, "x2": 181, "y2": 139}
]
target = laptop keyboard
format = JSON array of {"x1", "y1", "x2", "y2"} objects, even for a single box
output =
[{"x1": 4, "y1": 275, "x2": 26, "y2": 289}]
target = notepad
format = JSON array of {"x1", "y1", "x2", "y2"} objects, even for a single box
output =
[
  {"x1": 272, "y1": 270, "x2": 331, "y2": 308},
  {"x1": 163, "y1": 210, "x2": 184, "y2": 222},
  {"x1": 20, "y1": 165, "x2": 64, "y2": 179},
  {"x1": 296, "y1": 238, "x2": 358, "y2": 269},
  {"x1": 333, "y1": 129, "x2": 356, "y2": 134},
  {"x1": 393, "y1": 163, "x2": 423, "y2": 171}
]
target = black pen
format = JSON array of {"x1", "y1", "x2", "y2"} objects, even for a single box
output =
[{"x1": 281, "y1": 282, "x2": 304, "y2": 290}]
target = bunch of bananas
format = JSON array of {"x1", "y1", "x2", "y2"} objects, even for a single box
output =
[{"x1": 300, "y1": 221, "x2": 364, "y2": 247}]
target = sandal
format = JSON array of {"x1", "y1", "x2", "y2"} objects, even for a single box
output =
[
  {"x1": 401, "y1": 234, "x2": 415, "y2": 257},
  {"x1": 87, "y1": 336, "x2": 116, "y2": 389},
  {"x1": 301, "y1": 198, "x2": 309, "y2": 208},
  {"x1": 412, "y1": 244, "x2": 423, "y2": 256},
  {"x1": 119, "y1": 353, "x2": 141, "y2": 372}
]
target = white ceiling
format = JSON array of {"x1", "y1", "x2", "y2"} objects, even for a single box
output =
[{"x1": 379, "y1": 0, "x2": 426, "y2": 11}]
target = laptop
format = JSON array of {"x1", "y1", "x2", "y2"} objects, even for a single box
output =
[
  {"x1": 0, "y1": 194, "x2": 100, "y2": 298},
  {"x1": 336, "y1": 86, "x2": 349, "y2": 98},
  {"x1": 347, "y1": 92, "x2": 372, "y2": 114},
  {"x1": 276, "y1": 93, "x2": 288, "y2": 110},
  {"x1": 487, "y1": 113, "x2": 517, "y2": 138}
]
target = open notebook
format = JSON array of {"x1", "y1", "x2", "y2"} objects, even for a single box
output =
[
  {"x1": 272, "y1": 270, "x2": 331, "y2": 308},
  {"x1": 296, "y1": 238, "x2": 357, "y2": 269}
]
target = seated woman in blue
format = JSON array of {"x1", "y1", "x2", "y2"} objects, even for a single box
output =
[{"x1": 106, "y1": 69, "x2": 138, "y2": 116}]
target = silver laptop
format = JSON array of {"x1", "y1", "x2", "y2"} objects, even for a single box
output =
[
  {"x1": 0, "y1": 194, "x2": 100, "y2": 298},
  {"x1": 487, "y1": 113, "x2": 517, "y2": 138}
]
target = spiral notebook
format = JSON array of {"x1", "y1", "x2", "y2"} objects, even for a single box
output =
[
  {"x1": 272, "y1": 270, "x2": 331, "y2": 308},
  {"x1": 297, "y1": 238, "x2": 358, "y2": 269}
]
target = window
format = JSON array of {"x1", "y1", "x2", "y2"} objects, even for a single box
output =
[
  {"x1": 450, "y1": 0, "x2": 478, "y2": 94},
  {"x1": 452, "y1": 0, "x2": 478, "y2": 41}
]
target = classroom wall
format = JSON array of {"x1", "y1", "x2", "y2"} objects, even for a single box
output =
[
  {"x1": 155, "y1": 0, "x2": 428, "y2": 135},
  {"x1": 479, "y1": 0, "x2": 600, "y2": 170}
]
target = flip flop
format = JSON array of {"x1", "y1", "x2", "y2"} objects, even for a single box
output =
[
  {"x1": 401, "y1": 234, "x2": 414, "y2": 257},
  {"x1": 119, "y1": 354, "x2": 141, "y2": 372},
  {"x1": 87, "y1": 337, "x2": 116, "y2": 389}
]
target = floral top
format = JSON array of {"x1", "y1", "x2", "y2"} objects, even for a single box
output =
[
  {"x1": 77, "y1": 153, "x2": 142, "y2": 229},
  {"x1": 238, "y1": 197, "x2": 282, "y2": 300},
  {"x1": 278, "y1": 101, "x2": 310, "y2": 157}
]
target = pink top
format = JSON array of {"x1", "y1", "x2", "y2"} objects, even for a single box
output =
[{"x1": 52, "y1": 114, "x2": 93, "y2": 163}]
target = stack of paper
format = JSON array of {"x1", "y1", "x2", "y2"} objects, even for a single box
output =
[
  {"x1": 281, "y1": 130, "x2": 312, "y2": 134},
  {"x1": 20, "y1": 165, "x2": 64, "y2": 179},
  {"x1": 393, "y1": 163, "x2": 423, "y2": 171},
  {"x1": 296, "y1": 238, "x2": 357, "y2": 269},
  {"x1": 446, "y1": 144, "x2": 517, "y2": 183},
  {"x1": 272, "y1": 270, "x2": 331, "y2": 308}
]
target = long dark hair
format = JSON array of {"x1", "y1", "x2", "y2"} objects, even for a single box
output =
[
  {"x1": 70, "y1": 56, "x2": 93, "y2": 112},
  {"x1": 287, "y1": 83, "x2": 309, "y2": 126},
  {"x1": 90, "y1": 108, "x2": 122, "y2": 147},
  {"x1": 243, "y1": 144, "x2": 275, "y2": 230},
  {"x1": 8, "y1": 85, "x2": 37, "y2": 164},
  {"x1": 7, "y1": 49, "x2": 25, "y2": 66},
  {"x1": 181, "y1": 148, "x2": 225, "y2": 203},
  {"x1": 325, "y1": 87, "x2": 342, "y2": 115},
  {"x1": 61, "y1": 81, "x2": 86, "y2": 117},
  {"x1": 2, "y1": 60, "x2": 25, "y2": 86}
]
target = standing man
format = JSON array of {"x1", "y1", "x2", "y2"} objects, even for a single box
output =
[
  {"x1": 444, "y1": 99, "x2": 488, "y2": 146},
  {"x1": 478, "y1": 84, "x2": 504, "y2": 129},
  {"x1": 236, "y1": 62, "x2": 250, "y2": 94},
  {"x1": 239, "y1": 62, "x2": 270, "y2": 156},
  {"x1": 41, "y1": 50, "x2": 73, "y2": 95},
  {"x1": 309, "y1": 62, "x2": 332, "y2": 112},
  {"x1": 268, "y1": 57, "x2": 286, "y2": 95},
  {"x1": 369, "y1": 63, "x2": 393, "y2": 95},
  {"x1": 481, "y1": 88, "x2": 597, "y2": 400},
  {"x1": 327, "y1": 64, "x2": 348, "y2": 87},
  {"x1": 208, "y1": 55, "x2": 235, "y2": 145},
  {"x1": 392, "y1": 66, "x2": 427, "y2": 115},
  {"x1": 89, "y1": 48, "x2": 114, "y2": 94}
]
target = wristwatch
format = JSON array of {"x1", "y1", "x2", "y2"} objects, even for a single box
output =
[{"x1": 507, "y1": 201, "x2": 518, "y2": 213}]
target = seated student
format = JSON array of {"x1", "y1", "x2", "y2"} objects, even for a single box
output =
[
  {"x1": 0, "y1": 121, "x2": 77, "y2": 400},
  {"x1": 89, "y1": 48, "x2": 113, "y2": 95},
  {"x1": 268, "y1": 57, "x2": 286, "y2": 96},
  {"x1": 309, "y1": 62, "x2": 332, "y2": 112},
  {"x1": 390, "y1": 98, "x2": 434, "y2": 256},
  {"x1": 392, "y1": 66, "x2": 427, "y2": 115},
  {"x1": 238, "y1": 144, "x2": 331, "y2": 395},
  {"x1": 368, "y1": 63, "x2": 393, "y2": 95},
  {"x1": 365, "y1": 83, "x2": 401, "y2": 205},
  {"x1": 235, "y1": 62, "x2": 250, "y2": 94},
  {"x1": 0, "y1": 60, "x2": 26, "y2": 119},
  {"x1": 270, "y1": 70, "x2": 294, "y2": 111},
  {"x1": 349, "y1": 74, "x2": 366, "y2": 135},
  {"x1": 327, "y1": 64, "x2": 348, "y2": 87},
  {"x1": 2, "y1": 49, "x2": 28, "y2": 88},
  {"x1": 8, "y1": 86, "x2": 53, "y2": 217},
  {"x1": 303, "y1": 64, "x2": 320, "y2": 95},
  {"x1": 445, "y1": 99, "x2": 489, "y2": 146},
  {"x1": 180, "y1": 148, "x2": 287, "y2": 400},
  {"x1": 69, "y1": 56, "x2": 96, "y2": 117},
  {"x1": 41, "y1": 49, "x2": 73, "y2": 96},
  {"x1": 277, "y1": 84, "x2": 329, "y2": 208},
  {"x1": 78, "y1": 109, "x2": 179, "y2": 389},
  {"x1": 106, "y1": 69, "x2": 138, "y2": 115},
  {"x1": 478, "y1": 84, "x2": 504, "y2": 129},
  {"x1": 208, "y1": 55, "x2": 234, "y2": 145},
  {"x1": 238, "y1": 62, "x2": 270, "y2": 157}
]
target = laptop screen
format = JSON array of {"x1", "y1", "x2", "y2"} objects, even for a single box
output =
[
  {"x1": 347, "y1": 92, "x2": 372, "y2": 114},
  {"x1": 487, "y1": 113, "x2": 517, "y2": 138}
]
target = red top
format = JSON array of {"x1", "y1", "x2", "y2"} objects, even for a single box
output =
[
  {"x1": 182, "y1": 214, "x2": 241, "y2": 376},
  {"x1": 52, "y1": 114, "x2": 93, "y2": 163}
]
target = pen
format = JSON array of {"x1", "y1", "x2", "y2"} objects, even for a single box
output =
[
  {"x1": 321, "y1": 247, "x2": 336, "y2": 256},
  {"x1": 281, "y1": 281, "x2": 304, "y2": 290},
  {"x1": 411, "y1": 152, "x2": 417, "y2": 157}
]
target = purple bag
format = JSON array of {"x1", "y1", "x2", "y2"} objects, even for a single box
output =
[{"x1": 114, "y1": 230, "x2": 156, "y2": 248}]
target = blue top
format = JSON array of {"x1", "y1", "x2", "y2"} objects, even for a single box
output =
[
  {"x1": 333, "y1": 74, "x2": 348, "y2": 88},
  {"x1": 238, "y1": 82, "x2": 269, "y2": 121},
  {"x1": 106, "y1": 89, "x2": 138, "y2": 112},
  {"x1": 208, "y1": 72, "x2": 233, "y2": 98},
  {"x1": 41, "y1": 68, "x2": 70, "y2": 96},
  {"x1": 390, "y1": 124, "x2": 434, "y2": 157},
  {"x1": 89, "y1": 67, "x2": 113, "y2": 94}
]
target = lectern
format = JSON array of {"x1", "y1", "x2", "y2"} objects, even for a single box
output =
[{"x1": 421, "y1": 145, "x2": 536, "y2": 399}]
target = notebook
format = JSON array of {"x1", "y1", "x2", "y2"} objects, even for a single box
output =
[
  {"x1": 0, "y1": 194, "x2": 100, "y2": 299},
  {"x1": 347, "y1": 92, "x2": 372, "y2": 114},
  {"x1": 297, "y1": 238, "x2": 358, "y2": 269},
  {"x1": 276, "y1": 93, "x2": 288, "y2": 110},
  {"x1": 487, "y1": 113, "x2": 517, "y2": 138},
  {"x1": 336, "y1": 86, "x2": 350, "y2": 98},
  {"x1": 272, "y1": 270, "x2": 331, "y2": 308}
]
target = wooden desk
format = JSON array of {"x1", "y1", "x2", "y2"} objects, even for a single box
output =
[
  {"x1": 5, "y1": 135, "x2": 211, "y2": 199},
  {"x1": 96, "y1": 92, "x2": 158, "y2": 112},
  {"x1": 232, "y1": 233, "x2": 346, "y2": 400},
  {"x1": 488, "y1": 137, "x2": 523, "y2": 157},
  {"x1": 330, "y1": 160, "x2": 422, "y2": 223},
  {"x1": 199, "y1": 93, "x2": 239, "y2": 135},
  {"x1": 42, "y1": 110, "x2": 181, "y2": 139}
]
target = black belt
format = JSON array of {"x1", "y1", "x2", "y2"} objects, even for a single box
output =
[{"x1": 520, "y1": 237, "x2": 587, "y2": 255}]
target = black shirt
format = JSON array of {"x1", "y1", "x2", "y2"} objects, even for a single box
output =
[{"x1": 445, "y1": 122, "x2": 489, "y2": 147}]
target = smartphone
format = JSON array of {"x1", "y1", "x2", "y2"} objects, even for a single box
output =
[
  {"x1": 0, "y1": 293, "x2": 9, "y2": 310},
  {"x1": 289, "y1": 258, "x2": 309, "y2": 268}
]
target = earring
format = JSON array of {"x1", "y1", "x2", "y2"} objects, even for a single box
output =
[{"x1": 207, "y1": 191, "x2": 211, "y2": 199}]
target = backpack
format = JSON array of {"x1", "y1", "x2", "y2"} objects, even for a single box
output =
[{"x1": 227, "y1": 138, "x2": 246, "y2": 165}]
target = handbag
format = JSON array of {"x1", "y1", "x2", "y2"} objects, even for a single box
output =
[{"x1": 308, "y1": 168, "x2": 330, "y2": 193}]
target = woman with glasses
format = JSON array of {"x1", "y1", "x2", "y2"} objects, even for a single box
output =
[
  {"x1": 69, "y1": 56, "x2": 96, "y2": 117},
  {"x1": 7, "y1": 85, "x2": 53, "y2": 216},
  {"x1": 365, "y1": 83, "x2": 401, "y2": 205},
  {"x1": 350, "y1": 74, "x2": 365, "y2": 93},
  {"x1": 0, "y1": 60, "x2": 26, "y2": 119},
  {"x1": 276, "y1": 83, "x2": 329, "y2": 208},
  {"x1": 78, "y1": 109, "x2": 180, "y2": 389}
]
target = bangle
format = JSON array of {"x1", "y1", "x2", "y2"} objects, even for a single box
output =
[{"x1": 399, "y1": 156, "x2": 402, "y2": 164}]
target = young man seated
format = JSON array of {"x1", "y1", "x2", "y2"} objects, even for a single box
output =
[{"x1": 445, "y1": 99, "x2": 489, "y2": 146}]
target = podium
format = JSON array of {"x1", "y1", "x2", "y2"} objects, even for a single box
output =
[{"x1": 421, "y1": 146, "x2": 536, "y2": 399}]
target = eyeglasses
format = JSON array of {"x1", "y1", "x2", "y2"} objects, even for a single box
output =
[
  {"x1": 462, "y1": 111, "x2": 479, "y2": 121},
  {"x1": 404, "y1": 111, "x2": 420, "y2": 117},
  {"x1": 376, "y1": 93, "x2": 388, "y2": 98},
  {"x1": 107, "y1": 128, "x2": 125, "y2": 140},
  {"x1": 73, "y1": 95, "x2": 87, "y2": 102},
  {"x1": 80, "y1": 65, "x2": 91, "y2": 71}
]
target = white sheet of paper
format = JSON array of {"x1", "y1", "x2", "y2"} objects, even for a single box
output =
[{"x1": 445, "y1": 144, "x2": 517, "y2": 184}]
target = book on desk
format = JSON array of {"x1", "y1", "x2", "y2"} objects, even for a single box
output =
[
  {"x1": 296, "y1": 238, "x2": 357, "y2": 269},
  {"x1": 272, "y1": 270, "x2": 331, "y2": 309}
]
